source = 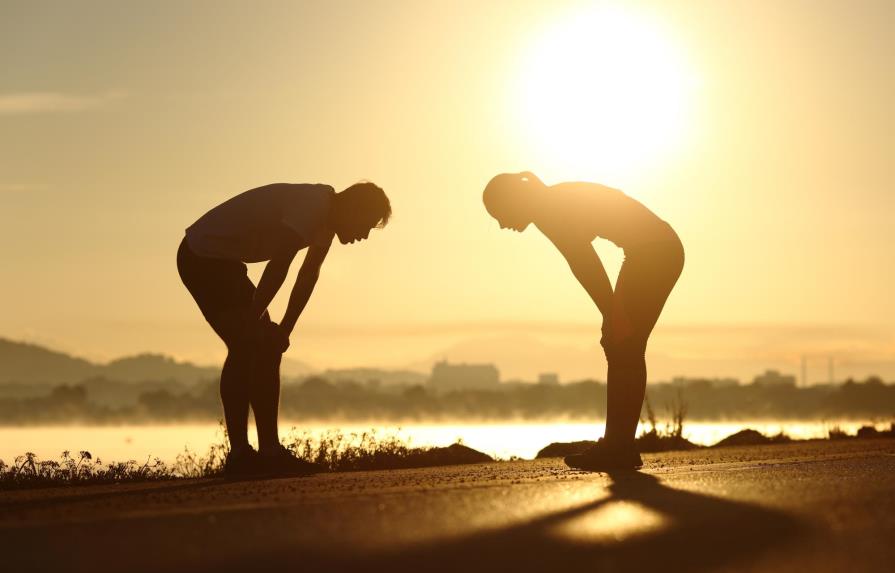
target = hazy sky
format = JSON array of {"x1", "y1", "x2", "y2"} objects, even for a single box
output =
[{"x1": 2, "y1": 0, "x2": 892, "y2": 380}]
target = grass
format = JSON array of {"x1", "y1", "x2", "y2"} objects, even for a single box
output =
[
  {"x1": 636, "y1": 392, "x2": 700, "y2": 452},
  {"x1": 0, "y1": 450, "x2": 173, "y2": 489},
  {"x1": 5, "y1": 417, "x2": 893, "y2": 489},
  {"x1": 0, "y1": 423, "x2": 491, "y2": 490}
]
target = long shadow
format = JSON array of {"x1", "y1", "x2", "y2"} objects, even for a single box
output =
[
  {"x1": 0, "y1": 478, "x2": 226, "y2": 512},
  {"x1": 0, "y1": 471, "x2": 321, "y2": 512},
  {"x1": 284, "y1": 471, "x2": 807, "y2": 573}
]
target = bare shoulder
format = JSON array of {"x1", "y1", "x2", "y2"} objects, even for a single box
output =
[{"x1": 306, "y1": 182, "x2": 335, "y2": 193}]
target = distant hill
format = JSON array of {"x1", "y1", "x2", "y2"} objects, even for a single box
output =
[
  {"x1": 0, "y1": 338, "x2": 97, "y2": 385},
  {"x1": 281, "y1": 357, "x2": 315, "y2": 380},
  {"x1": 101, "y1": 353, "x2": 219, "y2": 384},
  {"x1": 0, "y1": 338, "x2": 218, "y2": 385}
]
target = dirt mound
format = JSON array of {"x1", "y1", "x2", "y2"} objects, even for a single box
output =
[
  {"x1": 535, "y1": 441, "x2": 598, "y2": 459},
  {"x1": 636, "y1": 433, "x2": 701, "y2": 453},
  {"x1": 411, "y1": 443, "x2": 493, "y2": 467},
  {"x1": 713, "y1": 429, "x2": 791, "y2": 448}
]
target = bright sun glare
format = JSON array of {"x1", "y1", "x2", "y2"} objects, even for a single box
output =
[{"x1": 516, "y1": 6, "x2": 697, "y2": 181}]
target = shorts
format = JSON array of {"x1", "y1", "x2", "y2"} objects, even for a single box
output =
[{"x1": 176, "y1": 236, "x2": 271, "y2": 347}]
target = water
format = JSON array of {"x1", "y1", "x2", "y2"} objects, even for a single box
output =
[{"x1": 0, "y1": 420, "x2": 885, "y2": 465}]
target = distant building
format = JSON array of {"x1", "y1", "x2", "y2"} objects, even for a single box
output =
[
  {"x1": 429, "y1": 361, "x2": 500, "y2": 391},
  {"x1": 752, "y1": 369, "x2": 796, "y2": 387},
  {"x1": 538, "y1": 373, "x2": 560, "y2": 385}
]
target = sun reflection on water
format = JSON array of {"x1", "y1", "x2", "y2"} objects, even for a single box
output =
[{"x1": 0, "y1": 420, "x2": 883, "y2": 465}]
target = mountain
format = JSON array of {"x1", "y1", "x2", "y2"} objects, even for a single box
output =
[
  {"x1": 102, "y1": 354, "x2": 218, "y2": 383},
  {"x1": 0, "y1": 338, "x2": 216, "y2": 386},
  {"x1": 0, "y1": 338, "x2": 98, "y2": 384}
]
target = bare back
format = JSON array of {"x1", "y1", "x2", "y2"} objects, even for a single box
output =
[{"x1": 536, "y1": 182, "x2": 675, "y2": 250}]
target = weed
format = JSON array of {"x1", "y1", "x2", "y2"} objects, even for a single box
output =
[{"x1": 0, "y1": 423, "x2": 490, "y2": 490}]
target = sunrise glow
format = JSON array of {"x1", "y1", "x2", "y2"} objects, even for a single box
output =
[{"x1": 515, "y1": 6, "x2": 698, "y2": 180}]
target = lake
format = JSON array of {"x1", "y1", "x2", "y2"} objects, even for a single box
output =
[{"x1": 1, "y1": 419, "x2": 885, "y2": 466}]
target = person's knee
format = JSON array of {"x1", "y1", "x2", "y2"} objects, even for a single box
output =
[
  {"x1": 223, "y1": 343, "x2": 254, "y2": 371},
  {"x1": 602, "y1": 338, "x2": 647, "y2": 367}
]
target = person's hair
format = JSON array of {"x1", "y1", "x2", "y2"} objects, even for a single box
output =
[
  {"x1": 482, "y1": 173, "x2": 519, "y2": 208},
  {"x1": 340, "y1": 181, "x2": 391, "y2": 228},
  {"x1": 483, "y1": 172, "x2": 541, "y2": 210}
]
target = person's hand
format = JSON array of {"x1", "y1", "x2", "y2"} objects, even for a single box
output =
[{"x1": 262, "y1": 321, "x2": 290, "y2": 354}]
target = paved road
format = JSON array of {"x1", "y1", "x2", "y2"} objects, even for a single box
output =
[{"x1": 2, "y1": 439, "x2": 893, "y2": 572}]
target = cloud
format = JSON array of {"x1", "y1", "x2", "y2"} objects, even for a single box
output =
[{"x1": 0, "y1": 91, "x2": 125, "y2": 115}]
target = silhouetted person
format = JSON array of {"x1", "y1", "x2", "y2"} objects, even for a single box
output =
[
  {"x1": 177, "y1": 182, "x2": 391, "y2": 477},
  {"x1": 483, "y1": 172, "x2": 683, "y2": 470}
]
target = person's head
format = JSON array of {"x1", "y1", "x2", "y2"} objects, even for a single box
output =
[
  {"x1": 482, "y1": 171, "x2": 546, "y2": 232},
  {"x1": 331, "y1": 181, "x2": 391, "y2": 244}
]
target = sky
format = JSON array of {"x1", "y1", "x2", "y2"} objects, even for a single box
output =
[{"x1": 1, "y1": 0, "x2": 893, "y2": 382}]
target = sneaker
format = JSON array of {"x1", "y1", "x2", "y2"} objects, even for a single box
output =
[
  {"x1": 564, "y1": 439, "x2": 643, "y2": 471},
  {"x1": 259, "y1": 445, "x2": 322, "y2": 477},
  {"x1": 223, "y1": 446, "x2": 261, "y2": 478}
]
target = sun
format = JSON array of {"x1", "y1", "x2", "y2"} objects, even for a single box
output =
[{"x1": 514, "y1": 5, "x2": 697, "y2": 182}]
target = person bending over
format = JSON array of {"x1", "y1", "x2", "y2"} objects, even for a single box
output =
[
  {"x1": 483, "y1": 172, "x2": 683, "y2": 471},
  {"x1": 177, "y1": 181, "x2": 391, "y2": 477}
]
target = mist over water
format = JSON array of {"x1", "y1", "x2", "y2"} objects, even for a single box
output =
[{"x1": 1, "y1": 420, "x2": 885, "y2": 465}]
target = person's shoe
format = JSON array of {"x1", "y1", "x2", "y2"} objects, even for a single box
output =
[
  {"x1": 223, "y1": 445, "x2": 261, "y2": 478},
  {"x1": 259, "y1": 445, "x2": 322, "y2": 477},
  {"x1": 564, "y1": 439, "x2": 643, "y2": 471}
]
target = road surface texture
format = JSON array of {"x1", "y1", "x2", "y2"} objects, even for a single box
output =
[{"x1": 2, "y1": 438, "x2": 893, "y2": 572}]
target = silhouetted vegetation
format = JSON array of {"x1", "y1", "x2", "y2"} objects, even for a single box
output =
[
  {"x1": 0, "y1": 425, "x2": 492, "y2": 490},
  {"x1": 635, "y1": 393, "x2": 700, "y2": 452},
  {"x1": 281, "y1": 429, "x2": 492, "y2": 472},
  {"x1": 5, "y1": 418, "x2": 892, "y2": 489},
  {"x1": 536, "y1": 421, "x2": 895, "y2": 459},
  {"x1": 538, "y1": 394, "x2": 700, "y2": 458},
  {"x1": 0, "y1": 450, "x2": 172, "y2": 489},
  {"x1": 3, "y1": 338, "x2": 893, "y2": 423},
  {"x1": 2, "y1": 374, "x2": 894, "y2": 425}
]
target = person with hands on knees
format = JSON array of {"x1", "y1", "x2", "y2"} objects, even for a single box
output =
[
  {"x1": 177, "y1": 181, "x2": 391, "y2": 477},
  {"x1": 482, "y1": 172, "x2": 683, "y2": 471}
]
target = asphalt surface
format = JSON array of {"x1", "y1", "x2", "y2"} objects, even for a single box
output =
[{"x1": 2, "y1": 438, "x2": 894, "y2": 572}]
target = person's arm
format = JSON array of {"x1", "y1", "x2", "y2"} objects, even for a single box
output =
[
  {"x1": 249, "y1": 245, "x2": 300, "y2": 322},
  {"x1": 280, "y1": 239, "x2": 332, "y2": 335},
  {"x1": 545, "y1": 231, "x2": 614, "y2": 316}
]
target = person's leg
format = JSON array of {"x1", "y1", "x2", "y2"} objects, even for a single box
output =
[
  {"x1": 250, "y1": 315, "x2": 283, "y2": 453},
  {"x1": 603, "y1": 336, "x2": 648, "y2": 448},
  {"x1": 603, "y1": 241, "x2": 684, "y2": 447},
  {"x1": 216, "y1": 316, "x2": 254, "y2": 452},
  {"x1": 177, "y1": 238, "x2": 256, "y2": 452}
]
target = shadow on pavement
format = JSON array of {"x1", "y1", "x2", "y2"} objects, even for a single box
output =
[
  {"x1": 0, "y1": 479, "x2": 224, "y2": 511},
  {"x1": 293, "y1": 471, "x2": 807, "y2": 573}
]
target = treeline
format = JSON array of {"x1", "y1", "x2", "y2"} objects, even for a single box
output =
[{"x1": 1, "y1": 375, "x2": 894, "y2": 425}]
